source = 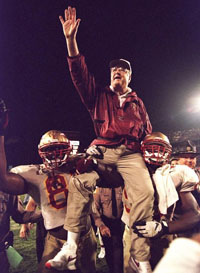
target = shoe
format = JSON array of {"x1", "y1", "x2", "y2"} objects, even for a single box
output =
[
  {"x1": 45, "y1": 242, "x2": 77, "y2": 271},
  {"x1": 128, "y1": 257, "x2": 152, "y2": 273},
  {"x1": 98, "y1": 247, "x2": 105, "y2": 259}
]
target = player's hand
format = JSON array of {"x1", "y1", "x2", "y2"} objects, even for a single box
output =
[
  {"x1": 99, "y1": 225, "x2": 111, "y2": 237},
  {"x1": 19, "y1": 224, "x2": 30, "y2": 240},
  {"x1": 76, "y1": 158, "x2": 95, "y2": 174},
  {"x1": 59, "y1": 6, "x2": 81, "y2": 39},
  {"x1": 133, "y1": 220, "x2": 169, "y2": 239},
  {"x1": 86, "y1": 145, "x2": 104, "y2": 159},
  {"x1": 0, "y1": 98, "x2": 8, "y2": 135}
]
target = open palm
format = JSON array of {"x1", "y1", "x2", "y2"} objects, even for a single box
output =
[{"x1": 59, "y1": 7, "x2": 80, "y2": 38}]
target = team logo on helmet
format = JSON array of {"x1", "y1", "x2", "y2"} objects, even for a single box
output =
[{"x1": 38, "y1": 130, "x2": 72, "y2": 170}]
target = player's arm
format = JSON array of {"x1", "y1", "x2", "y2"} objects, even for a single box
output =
[
  {"x1": 0, "y1": 137, "x2": 27, "y2": 194},
  {"x1": 0, "y1": 99, "x2": 27, "y2": 194},
  {"x1": 59, "y1": 6, "x2": 80, "y2": 57},
  {"x1": 12, "y1": 196, "x2": 41, "y2": 224},
  {"x1": 19, "y1": 197, "x2": 41, "y2": 239},
  {"x1": 133, "y1": 192, "x2": 200, "y2": 238},
  {"x1": 168, "y1": 191, "x2": 200, "y2": 233}
]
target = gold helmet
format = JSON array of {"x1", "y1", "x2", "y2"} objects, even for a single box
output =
[
  {"x1": 38, "y1": 130, "x2": 72, "y2": 170},
  {"x1": 141, "y1": 132, "x2": 172, "y2": 166}
]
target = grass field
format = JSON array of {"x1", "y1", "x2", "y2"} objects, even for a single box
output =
[{"x1": 10, "y1": 219, "x2": 109, "y2": 273}]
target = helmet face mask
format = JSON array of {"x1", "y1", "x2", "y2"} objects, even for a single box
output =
[
  {"x1": 38, "y1": 130, "x2": 72, "y2": 170},
  {"x1": 141, "y1": 132, "x2": 172, "y2": 166}
]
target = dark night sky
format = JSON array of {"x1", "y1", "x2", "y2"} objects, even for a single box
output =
[{"x1": 1, "y1": 0, "x2": 200, "y2": 165}]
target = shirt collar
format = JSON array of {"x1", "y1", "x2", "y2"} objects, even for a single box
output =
[{"x1": 109, "y1": 85, "x2": 132, "y2": 97}]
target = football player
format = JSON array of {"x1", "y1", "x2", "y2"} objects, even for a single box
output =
[
  {"x1": 123, "y1": 132, "x2": 200, "y2": 271},
  {"x1": 0, "y1": 98, "x2": 121, "y2": 273}
]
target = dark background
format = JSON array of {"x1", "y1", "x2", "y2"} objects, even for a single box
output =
[{"x1": 1, "y1": 0, "x2": 200, "y2": 165}]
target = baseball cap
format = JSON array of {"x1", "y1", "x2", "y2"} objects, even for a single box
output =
[{"x1": 109, "y1": 59, "x2": 132, "y2": 74}]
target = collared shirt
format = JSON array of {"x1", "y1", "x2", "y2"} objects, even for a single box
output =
[
  {"x1": 92, "y1": 186, "x2": 123, "y2": 228},
  {"x1": 109, "y1": 85, "x2": 132, "y2": 107},
  {"x1": 67, "y1": 54, "x2": 152, "y2": 151}
]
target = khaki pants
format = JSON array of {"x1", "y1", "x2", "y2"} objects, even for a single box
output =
[
  {"x1": 97, "y1": 146, "x2": 154, "y2": 261},
  {"x1": 37, "y1": 228, "x2": 97, "y2": 273},
  {"x1": 123, "y1": 225, "x2": 132, "y2": 273},
  {"x1": 64, "y1": 145, "x2": 154, "y2": 261},
  {"x1": 64, "y1": 171, "x2": 99, "y2": 233}
]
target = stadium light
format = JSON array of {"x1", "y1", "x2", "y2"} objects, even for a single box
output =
[{"x1": 187, "y1": 96, "x2": 200, "y2": 113}]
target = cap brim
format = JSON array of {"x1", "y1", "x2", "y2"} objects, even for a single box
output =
[{"x1": 109, "y1": 59, "x2": 131, "y2": 71}]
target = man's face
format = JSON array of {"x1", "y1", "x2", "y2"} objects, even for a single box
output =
[
  {"x1": 170, "y1": 159, "x2": 178, "y2": 166},
  {"x1": 177, "y1": 154, "x2": 197, "y2": 169},
  {"x1": 110, "y1": 66, "x2": 131, "y2": 91}
]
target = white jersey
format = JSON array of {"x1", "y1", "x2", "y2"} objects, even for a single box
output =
[
  {"x1": 11, "y1": 164, "x2": 72, "y2": 230},
  {"x1": 122, "y1": 164, "x2": 199, "y2": 226},
  {"x1": 168, "y1": 164, "x2": 199, "y2": 192}
]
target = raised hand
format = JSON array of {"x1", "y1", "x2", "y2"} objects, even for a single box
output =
[{"x1": 59, "y1": 6, "x2": 81, "y2": 39}]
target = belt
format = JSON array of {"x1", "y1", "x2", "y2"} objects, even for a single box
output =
[
  {"x1": 48, "y1": 226, "x2": 89, "y2": 240},
  {"x1": 48, "y1": 226, "x2": 67, "y2": 240},
  {"x1": 97, "y1": 136, "x2": 140, "y2": 149}
]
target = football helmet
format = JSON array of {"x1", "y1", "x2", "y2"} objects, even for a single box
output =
[
  {"x1": 141, "y1": 132, "x2": 172, "y2": 166},
  {"x1": 38, "y1": 130, "x2": 72, "y2": 170}
]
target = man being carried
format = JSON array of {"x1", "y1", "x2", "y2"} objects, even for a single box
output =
[{"x1": 56, "y1": 6, "x2": 154, "y2": 273}]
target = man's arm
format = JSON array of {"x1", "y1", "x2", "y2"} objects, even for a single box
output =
[
  {"x1": 168, "y1": 192, "x2": 200, "y2": 233},
  {"x1": 0, "y1": 136, "x2": 27, "y2": 194},
  {"x1": 59, "y1": 6, "x2": 80, "y2": 57},
  {"x1": 138, "y1": 98, "x2": 152, "y2": 137},
  {"x1": 92, "y1": 188, "x2": 111, "y2": 237},
  {"x1": 59, "y1": 7, "x2": 98, "y2": 109},
  {"x1": 11, "y1": 196, "x2": 41, "y2": 224},
  {"x1": 133, "y1": 191, "x2": 200, "y2": 238},
  {"x1": 0, "y1": 99, "x2": 27, "y2": 194},
  {"x1": 19, "y1": 197, "x2": 41, "y2": 239}
]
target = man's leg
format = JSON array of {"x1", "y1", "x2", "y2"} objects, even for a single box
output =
[
  {"x1": 45, "y1": 172, "x2": 99, "y2": 270},
  {"x1": 37, "y1": 232, "x2": 70, "y2": 273},
  {"x1": 78, "y1": 227, "x2": 97, "y2": 273},
  {"x1": 96, "y1": 146, "x2": 154, "y2": 271},
  {"x1": 64, "y1": 171, "x2": 99, "y2": 233},
  {"x1": 36, "y1": 217, "x2": 47, "y2": 263},
  {"x1": 101, "y1": 217, "x2": 124, "y2": 273},
  {"x1": 117, "y1": 152, "x2": 154, "y2": 264},
  {"x1": 123, "y1": 225, "x2": 132, "y2": 273}
]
